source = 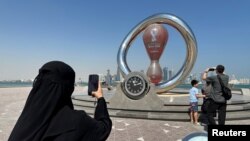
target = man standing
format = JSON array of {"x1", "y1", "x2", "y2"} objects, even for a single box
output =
[{"x1": 202, "y1": 65, "x2": 229, "y2": 125}]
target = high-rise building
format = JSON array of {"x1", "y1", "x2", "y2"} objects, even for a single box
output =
[
  {"x1": 163, "y1": 67, "x2": 168, "y2": 81},
  {"x1": 169, "y1": 69, "x2": 173, "y2": 80},
  {"x1": 105, "y1": 69, "x2": 112, "y2": 86}
]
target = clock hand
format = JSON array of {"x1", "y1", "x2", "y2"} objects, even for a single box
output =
[{"x1": 135, "y1": 82, "x2": 142, "y2": 86}]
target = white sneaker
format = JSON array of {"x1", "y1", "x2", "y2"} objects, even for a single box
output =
[{"x1": 194, "y1": 122, "x2": 201, "y2": 126}]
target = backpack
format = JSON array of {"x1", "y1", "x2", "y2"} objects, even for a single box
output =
[{"x1": 217, "y1": 75, "x2": 232, "y2": 100}]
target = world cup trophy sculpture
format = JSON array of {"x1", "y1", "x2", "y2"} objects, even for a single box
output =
[
  {"x1": 110, "y1": 13, "x2": 197, "y2": 110},
  {"x1": 143, "y1": 24, "x2": 168, "y2": 84}
]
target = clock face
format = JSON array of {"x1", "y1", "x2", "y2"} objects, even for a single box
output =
[
  {"x1": 123, "y1": 72, "x2": 149, "y2": 100},
  {"x1": 125, "y1": 75, "x2": 145, "y2": 96}
]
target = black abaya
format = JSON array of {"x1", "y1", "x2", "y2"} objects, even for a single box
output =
[{"x1": 8, "y1": 61, "x2": 112, "y2": 141}]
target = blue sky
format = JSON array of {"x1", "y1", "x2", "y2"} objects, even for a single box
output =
[{"x1": 0, "y1": 0, "x2": 249, "y2": 81}]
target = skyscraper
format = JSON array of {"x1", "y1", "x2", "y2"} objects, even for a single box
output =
[
  {"x1": 163, "y1": 67, "x2": 168, "y2": 81},
  {"x1": 105, "y1": 69, "x2": 112, "y2": 86},
  {"x1": 169, "y1": 69, "x2": 173, "y2": 80}
]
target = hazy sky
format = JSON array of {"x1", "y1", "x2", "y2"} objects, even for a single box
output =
[{"x1": 0, "y1": 0, "x2": 249, "y2": 81}]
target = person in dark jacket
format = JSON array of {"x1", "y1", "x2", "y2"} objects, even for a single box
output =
[
  {"x1": 8, "y1": 61, "x2": 112, "y2": 141},
  {"x1": 202, "y1": 65, "x2": 229, "y2": 125}
]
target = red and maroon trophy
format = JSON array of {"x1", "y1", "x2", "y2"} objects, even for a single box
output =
[{"x1": 143, "y1": 24, "x2": 168, "y2": 84}]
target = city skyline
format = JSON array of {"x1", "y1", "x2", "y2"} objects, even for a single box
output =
[
  {"x1": 0, "y1": 1, "x2": 250, "y2": 81},
  {"x1": 1, "y1": 67, "x2": 250, "y2": 86}
]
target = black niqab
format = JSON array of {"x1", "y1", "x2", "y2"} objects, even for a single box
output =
[{"x1": 8, "y1": 61, "x2": 112, "y2": 141}]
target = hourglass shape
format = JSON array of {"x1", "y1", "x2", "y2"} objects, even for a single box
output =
[{"x1": 143, "y1": 24, "x2": 168, "y2": 84}]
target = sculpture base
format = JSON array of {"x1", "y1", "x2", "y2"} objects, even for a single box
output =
[
  {"x1": 72, "y1": 87, "x2": 250, "y2": 121},
  {"x1": 108, "y1": 83, "x2": 164, "y2": 111}
]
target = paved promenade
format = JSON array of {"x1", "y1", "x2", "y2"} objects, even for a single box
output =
[{"x1": 0, "y1": 87, "x2": 249, "y2": 141}]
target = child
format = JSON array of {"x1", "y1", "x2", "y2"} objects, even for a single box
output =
[{"x1": 189, "y1": 79, "x2": 205, "y2": 125}]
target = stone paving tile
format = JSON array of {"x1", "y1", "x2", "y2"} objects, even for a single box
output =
[
  {"x1": 108, "y1": 118, "x2": 203, "y2": 141},
  {"x1": 1, "y1": 88, "x2": 250, "y2": 141}
]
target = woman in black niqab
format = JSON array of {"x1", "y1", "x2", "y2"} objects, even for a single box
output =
[{"x1": 8, "y1": 61, "x2": 112, "y2": 141}]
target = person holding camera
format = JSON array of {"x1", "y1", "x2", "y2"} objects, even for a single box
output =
[
  {"x1": 202, "y1": 65, "x2": 229, "y2": 125},
  {"x1": 8, "y1": 61, "x2": 112, "y2": 141}
]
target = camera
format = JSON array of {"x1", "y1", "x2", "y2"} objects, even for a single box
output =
[
  {"x1": 208, "y1": 67, "x2": 215, "y2": 71},
  {"x1": 88, "y1": 74, "x2": 99, "y2": 96}
]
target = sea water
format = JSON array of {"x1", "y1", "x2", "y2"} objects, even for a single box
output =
[{"x1": 0, "y1": 82, "x2": 249, "y2": 89}]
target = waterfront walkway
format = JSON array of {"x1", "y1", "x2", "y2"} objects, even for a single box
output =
[{"x1": 1, "y1": 87, "x2": 250, "y2": 141}]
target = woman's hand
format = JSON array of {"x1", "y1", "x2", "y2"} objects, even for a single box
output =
[{"x1": 92, "y1": 82, "x2": 103, "y2": 99}]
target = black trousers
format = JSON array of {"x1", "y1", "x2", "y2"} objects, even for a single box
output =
[{"x1": 207, "y1": 99, "x2": 227, "y2": 125}]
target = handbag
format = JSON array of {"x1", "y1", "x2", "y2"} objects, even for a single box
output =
[{"x1": 217, "y1": 75, "x2": 232, "y2": 100}]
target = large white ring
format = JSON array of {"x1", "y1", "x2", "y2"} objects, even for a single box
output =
[{"x1": 117, "y1": 13, "x2": 197, "y2": 92}]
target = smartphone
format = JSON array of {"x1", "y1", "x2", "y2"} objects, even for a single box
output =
[
  {"x1": 209, "y1": 68, "x2": 215, "y2": 71},
  {"x1": 88, "y1": 74, "x2": 99, "y2": 96}
]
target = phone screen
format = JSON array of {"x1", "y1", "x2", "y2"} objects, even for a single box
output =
[{"x1": 88, "y1": 74, "x2": 99, "y2": 96}]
